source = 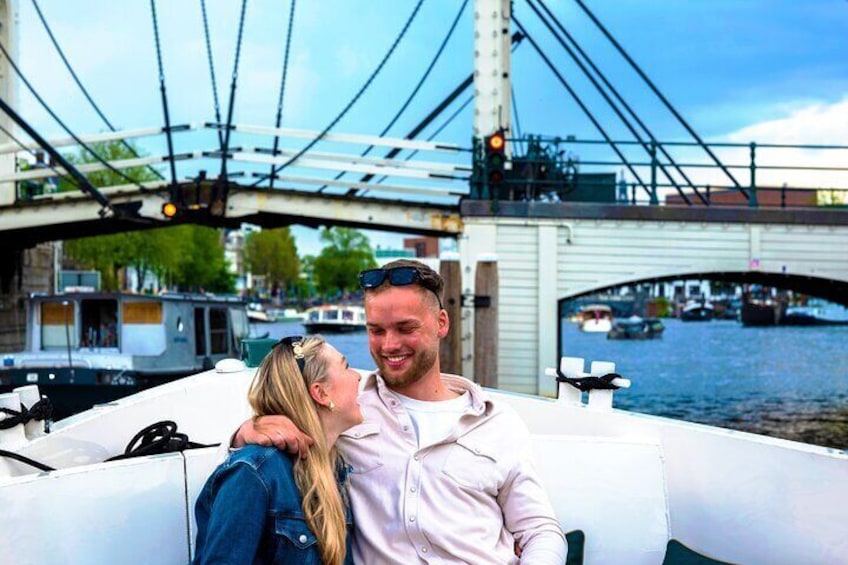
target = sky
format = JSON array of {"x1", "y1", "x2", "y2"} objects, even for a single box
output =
[{"x1": 7, "y1": 0, "x2": 848, "y2": 254}]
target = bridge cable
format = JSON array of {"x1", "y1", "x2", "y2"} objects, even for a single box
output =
[
  {"x1": 250, "y1": 0, "x2": 425, "y2": 187},
  {"x1": 200, "y1": 0, "x2": 225, "y2": 150},
  {"x1": 0, "y1": 41, "x2": 153, "y2": 198},
  {"x1": 317, "y1": 0, "x2": 468, "y2": 195},
  {"x1": 571, "y1": 0, "x2": 746, "y2": 198},
  {"x1": 149, "y1": 0, "x2": 179, "y2": 189},
  {"x1": 511, "y1": 85, "x2": 524, "y2": 157},
  {"x1": 528, "y1": 0, "x2": 699, "y2": 205},
  {"x1": 511, "y1": 17, "x2": 653, "y2": 199},
  {"x1": 216, "y1": 0, "x2": 249, "y2": 191},
  {"x1": 30, "y1": 0, "x2": 165, "y2": 182},
  {"x1": 268, "y1": 0, "x2": 297, "y2": 191},
  {"x1": 367, "y1": 34, "x2": 529, "y2": 188},
  {"x1": 0, "y1": 121, "x2": 83, "y2": 193},
  {"x1": 531, "y1": 0, "x2": 704, "y2": 205}
]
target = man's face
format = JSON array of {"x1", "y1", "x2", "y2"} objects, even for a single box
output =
[{"x1": 364, "y1": 284, "x2": 447, "y2": 392}]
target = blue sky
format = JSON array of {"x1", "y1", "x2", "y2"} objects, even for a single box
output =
[{"x1": 10, "y1": 0, "x2": 848, "y2": 253}]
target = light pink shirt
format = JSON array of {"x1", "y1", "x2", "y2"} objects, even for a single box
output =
[{"x1": 338, "y1": 373, "x2": 566, "y2": 564}]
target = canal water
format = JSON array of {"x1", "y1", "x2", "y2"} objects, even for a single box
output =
[{"x1": 261, "y1": 318, "x2": 848, "y2": 450}]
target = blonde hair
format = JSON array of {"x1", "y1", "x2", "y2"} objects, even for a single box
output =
[{"x1": 248, "y1": 335, "x2": 347, "y2": 565}]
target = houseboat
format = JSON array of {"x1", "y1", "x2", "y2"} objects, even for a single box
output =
[
  {"x1": 302, "y1": 304, "x2": 366, "y2": 333},
  {"x1": 575, "y1": 304, "x2": 614, "y2": 333},
  {"x1": 679, "y1": 300, "x2": 713, "y2": 322},
  {"x1": 0, "y1": 291, "x2": 250, "y2": 419},
  {"x1": 782, "y1": 298, "x2": 848, "y2": 326}
]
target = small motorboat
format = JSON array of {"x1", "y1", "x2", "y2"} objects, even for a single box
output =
[
  {"x1": 607, "y1": 315, "x2": 665, "y2": 340},
  {"x1": 302, "y1": 304, "x2": 366, "y2": 333},
  {"x1": 246, "y1": 302, "x2": 277, "y2": 323},
  {"x1": 679, "y1": 300, "x2": 713, "y2": 322},
  {"x1": 575, "y1": 304, "x2": 614, "y2": 333}
]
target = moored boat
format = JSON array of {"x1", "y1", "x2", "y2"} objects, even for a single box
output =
[
  {"x1": 246, "y1": 302, "x2": 277, "y2": 323},
  {"x1": 607, "y1": 315, "x2": 665, "y2": 340},
  {"x1": 679, "y1": 300, "x2": 713, "y2": 322},
  {"x1": 782, "y1": 299, "x2": 848, "y2": 326},
  {"x1": 302, "y1": 304, "x2": 366, "y2": 333},
  {"x1": 0, "y1": 291, "x2": 250, "y2": 419},
  {"x1": 265, "y1": 307, "x2": 305, "y2": 323},
  {"x1": 575, "y1": 304, "x2": 614, "y2": 333}
]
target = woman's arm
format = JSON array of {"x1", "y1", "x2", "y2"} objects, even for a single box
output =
[{"x1": 195, "y1": 464, "x2": 268, "y2": 564}]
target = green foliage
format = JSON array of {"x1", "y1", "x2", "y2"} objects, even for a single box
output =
[
  {"x1": 244, "y1": 228, "x2": 300, "y2": 294},
  {"x1": 311, "y1": 228, "x2": 377, "y2": 296},
  {"x1": 60, "y1": 140, "x2": 233, "y2": 293}
]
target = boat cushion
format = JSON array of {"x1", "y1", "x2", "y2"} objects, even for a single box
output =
[
  {"x1": 662, "y1": 539, "x2": 735, "y2": 565},
  {"x1": 566, "y1": 529, "x2": 586, "y2": 565},
  {"x1": 531, "y1": 435, "x2": 669, "y2": 565}
]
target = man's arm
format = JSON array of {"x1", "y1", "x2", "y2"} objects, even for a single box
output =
[
  {"x1": 232, "y1": 416, "x2": 314, "y2": 459},
  {"x1": 497, "y1": 412, "x2": 567, "y2": 564}
]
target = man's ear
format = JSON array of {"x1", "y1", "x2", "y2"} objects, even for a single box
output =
[
  {"x1": 309, "y1": 382, "x2": 327, "y2": 406},
  {"x1": 437, "y1": 307, "x2": 449, "y2": 339}
]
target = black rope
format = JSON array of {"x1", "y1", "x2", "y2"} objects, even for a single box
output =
[
  {"x1": 0, "y1": 449, "x2": 55, "y2": 472},
  {"x1": 251, "y1": 0, "x2": 425, "y2": 187},
  {"x1": 0, "y1": 418, "x2": 215, "y2": 473},
  {"x1": 555, "y1": 369, "x2": 624, "y2": 392},
  {"x1": 0, "y1": 121, "x2": 83, "y2": 192},
  {"x1": 268, "y1": 0, "x2": 297, "y2": 191},
  {"x1": 571, "y1": 0, "x2": 745, "y2": 197},
  {"x1": 30, "y1": 0, "x2": 165, "y2": 181},
  {"x1": 200, "y1": 0, "x2": 225, "y2": 149},
  {"x1": 512, "y1": 16, "x2": 652, "y2": 199},
  {"x1": 150, "y1": 0, "x2": 179, "y2": 188},
  {"x1": 0, "y1": 399, "x2": 52, "y2": 430},
  {"x1": 0, "y1": 41, "x2": 151, "y2": 195},
  {"x1": 318, "y1": 0, "x2": 467, "y2": 194},
  {"x1": 106, "y1": 420, "x2": 218, "y2": 462}
]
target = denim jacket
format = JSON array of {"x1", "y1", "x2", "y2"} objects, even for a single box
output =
[{"x1": 193, "y1": 445, "x2": 354, "y2": 565}]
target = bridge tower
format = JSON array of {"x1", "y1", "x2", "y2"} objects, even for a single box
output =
[
  {"x1": 0, "y1": 0, "x2": 18, "y2": 206},
  {"x1": 473, "y1": 0, "x2": 512, "y2": 144}
]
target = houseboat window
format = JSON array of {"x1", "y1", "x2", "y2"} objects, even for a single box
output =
[
  {"x1": 209, "y1": 307, "x2": 229, "y2": 354},
  {"x1": 195, "y1": 308, "x2": 207, "y2": 356},
  {"x1": 342, "y1": 310, "x2": 354, "y2": 321},
  {"x1": 176, "y1": 316, "x2": 184, "y2": 333},
  {"x1": 229, "y1": 307, "x2": 249, "y2": 351},
  {"x1": 82, "y1": 299, "x2": 119, "y2": 348},
  {"x1": 40, "y1": 301, "x2": 75, "y2": 349},
  {"x1": 326, "y1": 309, "x2": 339, "y2": 321}
]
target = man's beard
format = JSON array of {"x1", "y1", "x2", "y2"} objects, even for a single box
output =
[{"x1": 375, "y1": 346, "x2": 438, "y2": 390}]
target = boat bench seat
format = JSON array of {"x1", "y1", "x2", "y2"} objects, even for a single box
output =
[{"x1": 531, "y1": 435, "x2": 670, "y2": 565}]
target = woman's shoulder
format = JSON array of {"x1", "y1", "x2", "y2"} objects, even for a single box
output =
[{"x1": 225, "y1": 445, "x2": 295, "y2": 476}]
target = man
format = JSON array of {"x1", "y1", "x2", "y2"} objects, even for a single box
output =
[{"x1": 236, "y1": 259, "x2": 565, "y2": 563}]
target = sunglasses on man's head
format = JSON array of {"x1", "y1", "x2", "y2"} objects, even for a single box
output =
[
  {"x1": 276, "y1": 335, "x2": 306, "y2": 376},
  {"x1": 359, "y1": 266, "x2": 443, "y2": 309}
]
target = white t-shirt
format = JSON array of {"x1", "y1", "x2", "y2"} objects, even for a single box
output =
[{"x1": 394, "y1": 391, "x2": 472, "y2": 447}]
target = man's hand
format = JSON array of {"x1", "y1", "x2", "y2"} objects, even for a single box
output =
[{"x1": 232, "y1": 415, "x2": 315, "y2": 459}]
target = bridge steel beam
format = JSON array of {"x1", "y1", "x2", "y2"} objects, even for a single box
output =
[
  {"x1": 458, "y1": 200, "x2": 848, "y2": 396},
  {"x1": 0, "y1": 183, "x2": 463, "y2": 248}
]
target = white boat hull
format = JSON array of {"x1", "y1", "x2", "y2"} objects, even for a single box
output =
[{"x1": 1, "y1": 361, "x2": 846, "y2": 564}]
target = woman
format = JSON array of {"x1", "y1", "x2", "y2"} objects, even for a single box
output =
[{"x1": 193, "y1": 335, "x2": 362, "y2": 564}]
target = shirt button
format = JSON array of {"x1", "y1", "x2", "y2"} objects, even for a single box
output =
[
  {"x1": 298, "y1": 534, "x2": 308, "y2": 543},
  {"x1": 402, "y1": 425, "x2": 409, "y2": 431},
  {"x1": 409, "y1": 516, "x2": 416, "y2": 522},
  {"x1": 410, "y1": 486, "x2": 416, "y2": 493},
  {"x1": 422, "y1": 547, "x2": 428, "y2": 553},
  {"x1": 413, "y1": 455, "x2": 419, "y2": 461}
]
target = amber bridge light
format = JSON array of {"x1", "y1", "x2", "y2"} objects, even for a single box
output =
[
  {"x1": 487, "y1": 132, "x2": 505, "y2": 152},
  {"x1": 161, "y1": 202, "x2": 178, "y2": 219}
]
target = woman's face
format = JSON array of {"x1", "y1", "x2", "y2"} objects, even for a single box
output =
[{"x1": 319, "y1": 344, "x2": 363, "y2": 429}]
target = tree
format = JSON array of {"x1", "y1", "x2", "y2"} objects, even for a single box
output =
[
  {"x1": 244, "y1": 228, "x2": 300, "y2": 297},
  {"x1": 62, "y1": 140, "x2": 234, "y2": 293},
  {"x1": 311, "y1": 228, "x2": 377, "y2": 297}
]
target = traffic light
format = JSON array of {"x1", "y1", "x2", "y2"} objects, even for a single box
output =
[
  {"x1": 484, "y1": 130, "x2": 507, "y2": 189},
  {"x1": 161, "y1": 201, "x2": 180, "y2": 219}
]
